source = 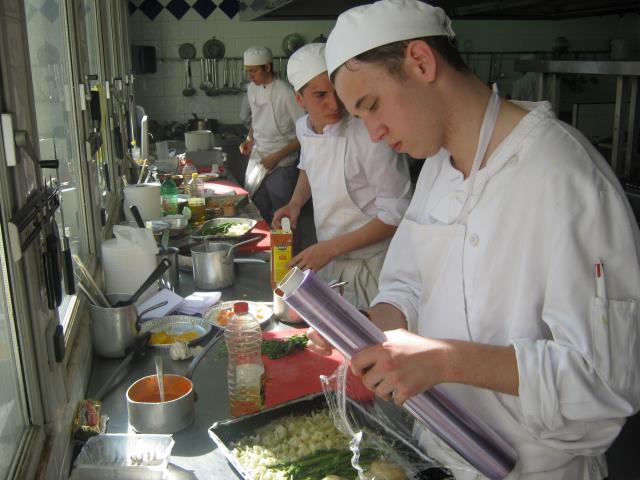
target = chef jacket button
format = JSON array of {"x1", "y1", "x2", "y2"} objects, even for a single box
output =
[
  {"x1": 469, "y1": 233, "x2": 479, "y2": 246},
  {"x1": 507, "y1": 156, "x2": 518, "y2": 166}
]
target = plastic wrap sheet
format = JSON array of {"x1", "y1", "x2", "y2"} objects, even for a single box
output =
[{"x1": 278, "y1": 268, "x2": 517, "y2": 480}]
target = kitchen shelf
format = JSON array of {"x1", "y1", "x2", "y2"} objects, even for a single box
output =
[{"x1": 515, "y1": 60, "x2": 640, "y2": 179}]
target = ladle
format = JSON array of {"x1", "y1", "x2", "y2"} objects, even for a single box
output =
[
  {"x1": 155, "y1": 356, "x2": 165, "y2": 403},
  {"x1": 113, "y1": 258, "x2": 172, "y2": 307},
  {"x1": 223, "y1": 236, "x2": 262, "y2": 262}
]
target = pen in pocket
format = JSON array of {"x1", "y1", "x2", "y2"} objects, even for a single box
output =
[{"x1": 595, "y1": 261, "x2": 607, "y2": 299}]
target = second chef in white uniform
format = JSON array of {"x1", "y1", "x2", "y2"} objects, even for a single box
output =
[{"x1": 273, "y1": 43, "x2": 412, "y2": 308}]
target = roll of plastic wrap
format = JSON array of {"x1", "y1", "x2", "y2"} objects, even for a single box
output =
[
  {"x1": 101, "y1": 225, "x2": 158, "y2": 300},
  {"x1": 278, "y1": 268, "x2": 517, "y2": 480},
  {"x1": 123, "y1": 183, "x2": 161, "y2": 223}
]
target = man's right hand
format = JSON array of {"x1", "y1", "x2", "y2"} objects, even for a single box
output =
[
  {"x1": 239, "y1": 139, "x2": 253, "y2": 156},
  {"x1": 272, "y1": 204, "x2": 301, "y2": 230}
]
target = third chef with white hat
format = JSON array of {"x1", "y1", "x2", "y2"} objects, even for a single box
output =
[
  {"x1": 272, "y1": 43, "x2": 412, "y2": 309},
  {"x1": 306, "y1": 0, "x2": 640, "y2": 479},
  {"x1": 240, "y1": 46, "x2": 304, "y2": 223}
]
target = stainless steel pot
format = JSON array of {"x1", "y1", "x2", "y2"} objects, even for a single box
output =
[
  {"x1": 127, "y1": 373, "x2": 194, "y2": 434},
  {"x1": 126, "y1": 330, "x2": 223, "y2": 434},
  {"x1": 89, "y1": 295, "x2": 167, "y2": 358},
  {"x1": 191, "y1": 237, "x2": 264, "y2": 290}
]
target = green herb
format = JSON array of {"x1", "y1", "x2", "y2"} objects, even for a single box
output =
[
  {"x1": 218, "y1": 333, "x2": 308, "y2": 360},
  {"x1": 268, "y1": 447, "x2": 378, "y2": 479},
  {"x1": 201, "y1": 221, "x2": 236, "y2": 236}
]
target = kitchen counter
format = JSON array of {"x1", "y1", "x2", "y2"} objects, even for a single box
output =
[{"x1": 85, "y1": 181, "x2": 304, "y2": 479}]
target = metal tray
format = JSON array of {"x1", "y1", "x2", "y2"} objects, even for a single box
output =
[
  {"x1": 140, "y1": 315, "x2": 212, "y2": 348},
  {"x1": 190, "y1": 217, "x2": 257, "y2": 241},
  {"x1": 203, "y1": 301, "x2": 273, "y2": 329},
  {"x1": 208, "y1": 393, "x2": 450, "y2": 480}
]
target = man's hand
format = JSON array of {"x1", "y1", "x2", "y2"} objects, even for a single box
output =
[
  {"x1": 260, "y1": 153, "x2": 280, "y2": 171},
  {"x1": 307, "y1": 327, "x2": 333, "y2": 356},
  {"x1": 239, "y1": 139, "x2": 253, "y2": 156},
  {"x1": 272, "y1": 204, "x2": 301, "y2": 230},
  {"x1": 350, "y1": 329, "x2": 449, "y2": 406},
  {"x1": 289, "y1": 241, "x2": 336, "y2": 272}
]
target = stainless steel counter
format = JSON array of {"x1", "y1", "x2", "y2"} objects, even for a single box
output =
[{"x1": 87, "y1": 258, "x2": 283, "y2": 479}]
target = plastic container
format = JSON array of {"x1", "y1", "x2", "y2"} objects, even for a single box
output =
[
  {"x1": 224, "y1": 302, "x2": 264, "y2": 417},
  {"x1": 181, "y1": 159, "x2": 197, "y2": 178},
  {"x1": 160, "y1": 175, "x2": 178, "y2": 216},
  {"x1": 270, "y1": 217, "x2": 293, "y2": 289},
  {"x1": 186, "y1": 173, "x2": 205, "y2": 227}
]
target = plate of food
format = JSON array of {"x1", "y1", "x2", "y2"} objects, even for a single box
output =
[
  {"x1": 141, "y1": 315, "x2": 212, "y2": 348},
  {"x1": 204, "y1": 301, "x2": 273, "y2": 329},
  {"x1": 191, "y1": 218, "x2": 258, "y2": 241}
]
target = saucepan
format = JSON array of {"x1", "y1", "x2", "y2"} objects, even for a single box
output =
[
  {"x1": 126, "y1": 330, "x2": 223, "y2": 434},
  {"x1": 191, "y1": 237, "x2": 265, "y2": 290},
  {"x1": 89, "y1": 295, "x2": 168, "y2": 358}
]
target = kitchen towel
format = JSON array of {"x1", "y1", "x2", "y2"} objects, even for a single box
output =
[
  {"x1": 137, "y1": 289, "x2": 183, "y2": 320},
  {"x1": 178, "y1": 291, "x2": 222, "y2": 316}
]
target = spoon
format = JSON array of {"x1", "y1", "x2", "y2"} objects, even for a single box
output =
[{"x1": 155, "y1": 356, "x2": 165, "y2": 403}]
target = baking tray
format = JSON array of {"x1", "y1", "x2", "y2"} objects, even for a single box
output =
[
  {"x1": 140, "y1": 315, "x2": 212, "y2": 348},
  {"x1": 191, "y1": 217, "x2": 257, "y2": 241},
  {"x1": 208, "y1": 393, "x2": 452, "y2": 480}
]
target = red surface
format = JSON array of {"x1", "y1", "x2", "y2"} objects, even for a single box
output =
[
  {"x1": 204, "y1": 179, "x2": 249, "y2": 196},
  {"x1": 237, "y1": 220, "x2": 271, "y2": 253},
  {"x1": 262, "y1": 328, "x2": 373, "y2": 408}
]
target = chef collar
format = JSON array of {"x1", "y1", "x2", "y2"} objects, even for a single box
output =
[{"x1": 325, "y1": 0, "x2": 455, "y2": 78}]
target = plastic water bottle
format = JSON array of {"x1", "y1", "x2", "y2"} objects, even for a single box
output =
[
  {"x1": 181, "y1": 159, "x2": 197, "y2": 179},
  {"x1": 225, "y1": 302, "x2": 264, "y2": 417},
  {"x1": 186, "y1": 173, "x2": 205, "y2": 226},
  {"x1": 160, "y1": 175, "x2": 178, "y2": 215}
]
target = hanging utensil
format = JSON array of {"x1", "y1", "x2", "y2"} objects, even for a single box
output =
[
  {"x1": 182, "y1": 59, "x2": 196, "y2": 97},
  {"x1": 199, "y1": 58, "x2": 206, "y2": 91}
]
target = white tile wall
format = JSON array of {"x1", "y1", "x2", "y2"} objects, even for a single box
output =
[{"x1": 128, "y1": 9, "x2": 640, "y2": 136}]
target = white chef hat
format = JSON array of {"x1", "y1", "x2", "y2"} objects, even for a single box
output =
[
  {"x1": 325, "y1": 0, "x2": 455, "y2": 77},
  {"x1": 243, "y1": 46, "x2": 273, "y2": 66},
  {"x1": 287, "y1": 43, "x2": 327, "y2": 92}
]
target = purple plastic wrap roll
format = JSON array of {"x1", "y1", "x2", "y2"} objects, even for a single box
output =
[{"x1": 278, "y1": 268, "x2": 517, "y2": 480}]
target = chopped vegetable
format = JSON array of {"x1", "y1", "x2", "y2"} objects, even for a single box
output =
[
  {"x1": 149, "y1": 329, "x2": 199, "y2": 345},
  {"x1": 200, "y1": 221, "x2": 250, "y2": 237},
  {"x1": 218, "y1": 333, "x2": 308, "y2": 360},
  {"x1": 269, "y1": 447, "x2": 377, "y2": 479}
]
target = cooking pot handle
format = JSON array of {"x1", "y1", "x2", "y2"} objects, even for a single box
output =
[
  {"x1": 135, "y1": 300, "x2": 169, "y2": 331},
  {"x1": 186, "y1": 330, "x2": 224, "y2": 380},
  {"x1": 233, "y1": 258, "x2": 267, "y2": 264},
  {"x1": 224, "y1": 236, "x2": 261, "y2": 262}
]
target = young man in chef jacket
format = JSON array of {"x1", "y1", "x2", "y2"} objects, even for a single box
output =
[
  {"x1": 306, "y1": 1, "x2": 640, "y2": 478},
  {"x1": 272, "y1": 43, "x2": 412, "y2": 309},
  {"x1": 240, "y1": 46, "x2": 305, "y2": 223}
]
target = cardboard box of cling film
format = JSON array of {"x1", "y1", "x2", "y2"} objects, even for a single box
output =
[{"x1": 270, "y1": 218, "x2": 292, "y2": 289}]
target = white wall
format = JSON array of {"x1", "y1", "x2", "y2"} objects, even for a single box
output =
[{"x1": 128, "y1": 3, "x2": 640, "y2": 135}]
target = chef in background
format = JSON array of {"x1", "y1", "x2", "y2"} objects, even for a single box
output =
[
  {"x1": 307, "y1": 0, "x2": 640, "y2": 478},
  {"x1": 272, "y1": 43, "x2": 412, "y2": 309},
  {"x1": 240, "y1": 46, "x2": 304, "y2": 223}
]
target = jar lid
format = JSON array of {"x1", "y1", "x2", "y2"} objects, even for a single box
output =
[{"x1": 233, "y1": 301, "x2": 249, "y2": 313}]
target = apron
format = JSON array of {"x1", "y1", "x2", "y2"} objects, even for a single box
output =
[
  {"x1": 245, "y1": 81, "x2": 298, "y2": 196},
  {"x1": 302, "y1": 118, "x2": 390, "y2": 309},
  {"x1": 402, "y1": 87, "x2": 513, "y2": 479}
]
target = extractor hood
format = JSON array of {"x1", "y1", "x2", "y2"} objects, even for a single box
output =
[{"x1": 238, "y1": 0, "x2": 640, "y2": 21}]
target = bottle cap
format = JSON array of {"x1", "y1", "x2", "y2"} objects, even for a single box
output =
[
  {"x1": 281, "y1": 217, "x2": 291, "y2": 233},
  {"x1": 192, "y1": 172, "x2": 198, "y2": 179},
  {"x1": 233, "y1": 301, "x2": 249, "y2": 313}
]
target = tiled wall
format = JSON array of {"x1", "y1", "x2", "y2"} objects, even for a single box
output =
[{"x1": 128, "y1": 1, "x2": 640, "y2": 138}]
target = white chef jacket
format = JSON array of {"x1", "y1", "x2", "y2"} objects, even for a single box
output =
[
  {"x1": 374, "y1": 101, "x2": 640, "y2": 479},
  {"x1": 296, "y1": 114, "x2": 412, "y2": 227},
  {"x1": 247, "y1": 78, "x2": 304, "y2": 168}
]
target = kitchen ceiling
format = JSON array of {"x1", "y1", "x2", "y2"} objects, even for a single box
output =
[{"x1": 238, "y1": 0, "x2": 640, "y2": 20}]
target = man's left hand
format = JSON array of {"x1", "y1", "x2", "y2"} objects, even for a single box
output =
[{"x1": 260, "y1": 153, "x2": 280, "y2": 170}]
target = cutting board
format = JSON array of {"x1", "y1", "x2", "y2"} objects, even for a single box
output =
[
  {"x1": 262, "y1": 328, "x2": 373, "y2": 408},
  {"x1": 237, "y1": 220, "x2": 270, "y2": 253},
  {"x1": 204, "y1": 179, "x2": 249, "y2": 196}
]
